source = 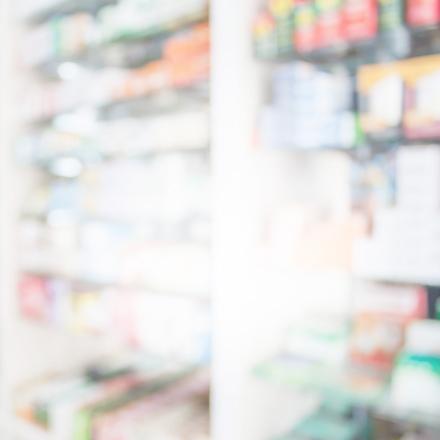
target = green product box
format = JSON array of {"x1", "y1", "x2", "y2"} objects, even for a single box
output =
[{"x1": 379, "y1": 0, "x2": 404, "y2": 31}]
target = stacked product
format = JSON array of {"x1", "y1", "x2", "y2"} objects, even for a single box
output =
[
  {"x1": 260, "y1": 62, "x2": 355, "y2": 149},
  {"x1": 18, "y1": 274, "x2": 210, "y2": 361},
  {"x1": 15, "y1": 0, "x2": 211, "y2": 437},
  {"x1": 253, "y1": 0, "x2": 439, "y2": 59},
  {"x1": 17, "y1": 109, "x2": 209, "y2": 165},
  {"x1": 22, "y1": 21, "x2": 210, "y2": 122},
  {"x1": 253, "y1": 2, "x2": 440, "y2": 440},
  {"x1": 389, "y1": 320, "x2": 440, "y2": 418},
  {"x1": 358, "y1": 55, "x2": 440, "y2": 143},
  {"x1": 20, "y1": 0, "x2": 209, "y2": 66},
  {"x1": 350, "y1": 282, "x2": 427, "y2": 371},
  {"x1": 16, "y1": 358, "x2": 209, "y2": 440},
  {"x1": 354, "y1": 145, "x2": 440, "y2": 282},
  {"x1": 260, "y1": 281, "x2": 440, "y2": 438}
]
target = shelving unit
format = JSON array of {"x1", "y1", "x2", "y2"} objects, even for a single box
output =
[
  {"x1": 1, "y1": 1, "x2": 211, "y2": 439},
  {"x1": 247, "y1": 0, "x2": 440, "y2": 439},
  {"x1": 1, "y1": 1, "x2": 439, "y2": 439}
]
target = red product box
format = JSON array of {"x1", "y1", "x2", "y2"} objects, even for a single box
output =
[
  {"x1": 407, "y1": 0, "x2": 440, "y2": 27},
  {"x1": 19, "y1": 275, "x2": 51, "y2": 322},
  {"x1": 343, "y1": 0, "x2": 379, "y2": 42},
  {"x1": 293, "y1": 1, "x2": 318, "y2": 53},
  {"x1": 350, "y1": 283, "x2": 427, "y2": 370},
  {"x1": 315, "y1": 0, "x2": 345, "y2": 48}
]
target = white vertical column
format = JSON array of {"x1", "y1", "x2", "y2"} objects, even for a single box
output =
[
  {"x1": 211, "y1": 2, "x2": 332, "y2": 439},
  {"x1": 211, "y1": 1, "x2": 280, "y2": 439}
]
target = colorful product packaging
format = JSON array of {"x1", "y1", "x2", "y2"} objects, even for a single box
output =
[
  {"x1": 285, "y1": 317, "x2": 350, "y2": 366},
  {"x1": 427, "y1": 288, "x2": 440, "y2": 320},
  {"x1": 253, "y1": 8, "x2": 279, "y2": 58},
  {"x1": 343, "y1": 0, "x2": 379, "y2": 42},
  {"x1": 72, "y1": 369, "x2": 196, "y2": 440},
  {"x1": 70, "y1": 289, "x2": 112, "y2": 335},
  {"x1": 353, "y1": 144, "x2": 440, "y2": 282},
  {"x1": 269, "y1": 0, "x2": 296, "y2": 55},
  {"x1": 406, "y1": 0, "x2": 440, "y2": 27},
  {"x1": 389, "y1": 353, "x2": 440, "y2": 416},
  {"x1": 350, "y1": 282, "x2": 427, "y2": 370},
  {"x1": 405, "y1": 320, "x2": 440, "y2": 355},
  {"x1": 403, "y1": 55, "x2": 440, "y2": 140},
  {"x1": 294, "y1": 0, "x2": 318, "y2": 53},
  {"x1": 19, "y1": 275, "x2": 52, "y2": 322},
  {"x1": 164, "y1": 23, "x2": 210, "y2": 87},
  {"x1": 92, "y1": 370, "x2": 209, "y2": 440},
  {"x1": 262, "y1": 62, "x2": 355, "y2": 149},
  {"x1": 358, "y1": 61, "x2": 404, "y2": 142},
  {"x1": 379, "y1": 0, "x2": 405, "y2": 31},
  {"x1": 351, "y1": 151, "x2": 396, "y2": 211},
  {"x1": 315, "y1": 0, "x2": 345, "y2": 48}
]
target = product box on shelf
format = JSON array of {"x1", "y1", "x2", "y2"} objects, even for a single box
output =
[
  {"x1": 285, "y1": 316, "x2": 350, "y2": 366},
  {"x1": 253, "y1": 8, "x2": 278, "y2": 58},
  {"x1": 261, "y1": 62, "x2": 355, "y2": 149},
  {"x1": 293, "y1": 0, "x2": 318, "y2": 53},
  {"x1": 351, "y1": 150, "x2": 396, "y2": 211},
  {"x1": 19, "y1": 271, "x2": 210, "y2": 361},
  {"x1": 353, "y1": 145, "x2": 440, "y2": 283},
  {"x1": 315, "y1": 0, "x2": 345, "y2": 48},
  {"x1": 405, "y1": 319, "x2": 440, "y2": 354},
  {"x1": 379, "y1": 0, "x2": 405, "y2": 31},
  {"x1": 21, "y1": 12, "x2": 97, "y2": 66},
  {"x1": 91, "y1": 369, "x2": 209, "y2": 440},
  {"x1": 427, "y1": 288, "x2": 440, "y2": 320},
  {"x1": 389, "y1": 352, "x2": 440, "y2": 417},
  {"x1": 389, "y1": 320, "x2": 440, "y2": 418},
  {"x1": 71, "y1": 368, "x2": 203, "y2": 440},
  {"x1": 353, "y1": 209, "x2": 440, "y2": 282},
  {"x1": 396, "y1": 145, "x2": 440, "y2": 209},
  {"x1": 406, "y1": 0, "x2": 440, "y2": 28},
  {"x1": 97, "y1": 0, "x2": 209, "y2": 44},
  {"x1": 358, "y1": 61, "x2": 404, "y2": 142},
  {"x1": 343, "y1": 0, "x2": 379, "y2": 42},
  {"x1": 270, "y1": 0, "x2": 296, "y2": 55},
  {"x1": 16, "y1": 359, "x2": 208, "y2": 440},
  {"x1": 359, "y1": 55, "x2": 440, "y2": 143},
  {"x1": 403, "y1": 55, "x2": 440, "y2": 140},
  {"x1": 22, "y1": 20, "x2": 210, "y2": 123},
  {"x1": 350, "y1": 282, "x2": 427, "y2": 369},
  {"x1": 253, "y1": 0, "x2": 296, "y2": 58},
  {"x1": 19, "y1": 275, "x2": 52, "y2": 322}
]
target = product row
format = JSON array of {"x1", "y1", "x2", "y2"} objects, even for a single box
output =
[
  {"x1": 20, "y1": 0, "x2": 208, "y2": 66},
  {"x1": 15, "y1": 359, "x2": 209, "y2": 440},
  {"x1": 354, "y1": 145, "x2": 440, "y2": 282},
  {"x1": 19, "y1": 274, "x2": 210, "y2": 359},
  {"x1": 18, "y1": 108, "x2": 209, "y2": 167},
  {"x1": 23, "y1": 22, "x2": 210, "y2": 123},
  {"x1": 20, "y1": 231, "x2": 210, "y2": 294},
  {"x1": 253, "y1": 0, "x2": 439, "y2": 58},
  {"x1": 263, "y1": 144, "x2": 440, "y2": 283},
  {"x1": 261, "y1": 54, "x2": 440, "y2": 150},
  {"x1": 259, "y1": 281, "x2": 440, "y2": 437},
  {"x1": 21, "y1": 153, "x2": 210, "y2": 227}
]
